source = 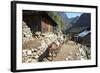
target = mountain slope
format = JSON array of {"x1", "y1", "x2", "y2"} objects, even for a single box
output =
[
  {"x1": 57, "y1": 12, "x2": 72, "y2": 31},
  {"x1": 69, "y1": 16, "x2": 80, "y2": 24},
  {"x1": 74, "y1": 13, "x2": 91, "y2": 27},
  {"x1": 66, "y1": 13, "x2": 91, "y2": 33}
]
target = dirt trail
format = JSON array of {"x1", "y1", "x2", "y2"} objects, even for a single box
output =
[{"x1": 50, "y1": 40, "x2": 81, "y2": 61}]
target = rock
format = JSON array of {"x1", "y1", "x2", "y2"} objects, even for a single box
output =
[
  {"x1": 31, "y1": 48, "x2": 35, "y2": 52},
  {"x1": 67, "y1": 56, "x2": 73, "y2": 60},
  {"x1": 65, "y1": 58, "x2": 69, "y2": 61},
  {"x1": 27, "y1": 50, "x2": 32, "y2": 55},
  {"x1": 79, "y1": 45, "x2": 91, "y2": 60},
  {"x1": 41, "y1": 40, "x2": 48, "y2": 49},
  {"x1": 22, "y1": 50, "x2": 28, "y2": 56},
  {"x1": 45, "y1": 38, "x2": 52, "y2": 45},
  {"x1": 26, "y1": 58, "x2": 33, "y2": 63},
  {"x1": 54, "y1": 40, "x2": 60, "y2": 47},
  {"x1": 32, "y1": 52, "x2": 37, "y2": 56},
  {"x1": 35, "y1": 31, "x2": 41, "y2": 38},
  {"x1": 34, "y1": 48, "x2": 38, "y2": 52},
  {"x1": 34, "y1": 55, "x2": 39, "y2": 59},
  {"x1": 49, "y1": 53, "x2": 52, "y2": 56}
]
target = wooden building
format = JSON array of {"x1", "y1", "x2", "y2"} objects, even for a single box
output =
[{"x1": 23, "y1": 10, "x2": 57, "y2": 34}]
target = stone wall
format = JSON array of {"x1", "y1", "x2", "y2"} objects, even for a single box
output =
[
  {"x1": 22, "y1": 32, "x2": 65, "y2": 63},
  {"x1": 22, "y1": 21, "x2": 34, "y2": 44}
]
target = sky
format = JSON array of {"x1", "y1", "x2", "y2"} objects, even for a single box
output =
[{"x1": 66, "y1": 12, "x2": 82, "y2": 18}]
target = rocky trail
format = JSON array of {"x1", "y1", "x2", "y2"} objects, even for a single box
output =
[{"x1": 45, "y1": 40, "x2": 81, "y2": 62}]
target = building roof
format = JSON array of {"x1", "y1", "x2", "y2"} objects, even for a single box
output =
[{"x1": 76, "y1": 30, "x2": 90, "y2": 38}]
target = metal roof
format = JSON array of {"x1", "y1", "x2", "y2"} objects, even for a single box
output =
[{"x1": 77, "y1": 30, "x2": 90, "y2": 37}]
